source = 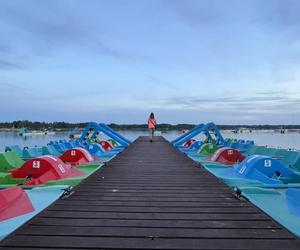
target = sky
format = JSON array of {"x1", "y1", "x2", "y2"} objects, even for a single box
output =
[{"x1": 1, "y1": 0, "x2": 300, "y2": 124}]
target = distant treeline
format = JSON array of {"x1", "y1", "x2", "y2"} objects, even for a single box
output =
[
  {"x1": 1, "y1": 120, "x2": 300, "y2": 131},
  {"x1": 0, "y1": 121, "x2": 86, "y2": 131},
  {"x1": 217, "y1": 125, "x2": 300, "y2": 130},
  {"x1": 110, "y1": 124, "x2": 300, "y2": 130}
]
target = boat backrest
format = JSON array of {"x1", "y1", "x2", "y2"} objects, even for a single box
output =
[
  {"x1": 291, "y1": 155, "x2": 300, "y2": 171},
  {"x1": 42, "y1": 146, "x2": 61, "y2": 156},
  {"x1": 197, "y1": 143, "x2": 218, "y2": 155},
  {"x1": 5, "y1": 145, "x2": 23, "y2": 158},
  {"x1": 244, "y1": 145, "x2": 258, "y2": 156},
  {"x1": 264, "y1": 148, "x2": 278, "y2": 157},
  {"x1": 22, "y1": 148, "x2": 42, "y2": 159},
  {"x1": 0, "y1": 152, "x2": 24, "y2": 172},
  {"x1": 253, "y1": 146, "x2": 270, "y2": 155},
  {"x1": 273, "y1": 149, "x2": 288, "y2": 159},
  {"x1": 281, "y1": 151, "x2": 300, "y2": 168}
]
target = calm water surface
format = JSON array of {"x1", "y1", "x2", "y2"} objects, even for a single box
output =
[{"x1": 1, "y1": 130, "x2": 300, "y2": 152}]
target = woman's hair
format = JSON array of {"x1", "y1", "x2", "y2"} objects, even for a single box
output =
[{"x1": 149, "y1": 112, "x2": 154, "y2": 119}]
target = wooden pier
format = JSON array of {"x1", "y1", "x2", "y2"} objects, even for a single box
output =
[{"x1": 1, "y1": 136, "x2": 300, "y2": 249}]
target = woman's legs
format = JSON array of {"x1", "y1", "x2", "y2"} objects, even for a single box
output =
[{"x1": 149, "y1": 128, "x2": 154, "y2": 142}]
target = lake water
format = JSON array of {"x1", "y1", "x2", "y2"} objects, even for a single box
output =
[{"x1": 1, "y1": 130, "x2": 300, "y2": 151}]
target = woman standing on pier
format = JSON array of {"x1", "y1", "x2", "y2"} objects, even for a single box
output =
[{"x1": 148, "y1": 112, "x2": 157, "y2": 142}]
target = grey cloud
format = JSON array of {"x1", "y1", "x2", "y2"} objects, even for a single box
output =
[
  {"x1": 147, "y1": 75, "x2": 175, "y2": 88},
  {"x1": 0, "y1": 0, "x2": 151, "y2": 66},
  {"x1": 1, "y1": 2, "x2": 100, "y2": 53},
  {"x1": 0, "y1": 59, "x2": 21, "y2": 70},
  {"x1": 162, "y1": 0, "x2": 222, "y2": 28},
  {"x1": 168, "y1": 95, "x2": 287, "y2": 106},
  {"x1": 92, "y1": 41, "x2": 153, "y2": 62},
  {"x1": 256, "y1": 89, "x2": 288, "y2": 95},
  {"x1": 166, "y1": 91, "x2": 300, "y2": 113},
  {"x1": 3, "y1": 83, "x2": 30, "y2": 91},
  {"x1": 0, "y1": 43, "x2": 11, "y2": 54},
  {"x1": 258, "y1": 0, "x2": 300, "y2": 29},
  {"x1": 253, "y1": 0, "x2": 300, "y2": 45}
]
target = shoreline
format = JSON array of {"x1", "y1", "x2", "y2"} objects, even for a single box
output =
[{"x1": 1, "y1": 127, "x2": 300, "y2": 133}]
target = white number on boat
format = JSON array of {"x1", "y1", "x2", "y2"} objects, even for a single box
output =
[
  {"x1": 228, "y1": 150, "x2": 233, "y2": 155},
  {"x1": 58, "y1": 164, "x2": 66, "y2": 173},
  {"x1": 239, "y1": 166, "x2": 246, "y2": 174},
  {"x1": 71, "y1": 150, "x2": 76, "y2": 156},
  {"x1": 264, "y1": 160, "x2": 272, "y2": 167},
  {"x1": 32, "y1": 160, "x2": 40, "y2": 168}
]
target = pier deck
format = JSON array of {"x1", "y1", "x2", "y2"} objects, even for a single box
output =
[{"x1": 1, "y1": 136, "x2": 300, "y2": 249}]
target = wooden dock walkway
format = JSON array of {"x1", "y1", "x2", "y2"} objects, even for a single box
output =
[{"x1": 1, "y1": 136, "x2": 300, "y2": 249}]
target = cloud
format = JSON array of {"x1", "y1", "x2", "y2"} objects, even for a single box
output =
[
  {"x1": 166, "y1": 0, "x2": 300, "y2": 34},
  {"x1": 0, "y1": 0, "x2": 152, "y2": 67},
  {"x1": 165, "y1": 91, "x2": 300, "y2": 115},
  {"x1": 0, "y1": 43, "x2": 11, "y2": 54},
  {"x1": 162, "y1": 0, "x2": 222, "y2": 28},
  {"x1": 1, "y1": 83, "x2": 30, "y2": 91},
  {"x1": 253, "y1": 1, "x2": 300, "y2": 57},
  {"x1": 147, "y1": 75, "x2": 175, "y2": 88},
  {"x1": 256, "y1": 0, "x2": 300, "y2": 30},
  {"x1": 256, "y1": 89, "x2": 288, "y2": 96},
  {"x1": 0, "y1": 59, "x2": 20, "y2": 70}
]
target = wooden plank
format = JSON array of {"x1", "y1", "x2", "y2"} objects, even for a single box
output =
[
  {"x1": 48, "y1": 205, "x2": 259, "y2": 213},
  {"x1": 69, "y1": 191, "x2": 232, "y2": 196},
  {"x1": 46, "y1": 200, "x2": 253, "y2": 207},
  {"x1": 18, "y1": 225, "x2": 292, "y2": 239},
  {"x1": 62, "y1": 194, "x2": 238, "y2": 200},
  {"x1": 30, "y1": 217, "x2": 282, "y2": 229},
  {"x1": 39, "y1": 210, "x2": 269, "y2": 220},
  {"x1": 2, "y1": 235, "x2": 299, "y2": 249}
]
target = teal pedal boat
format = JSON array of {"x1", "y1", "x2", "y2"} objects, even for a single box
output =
[{"x1": 239, "y1": 187, "x2": 300, "y2": 236}]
